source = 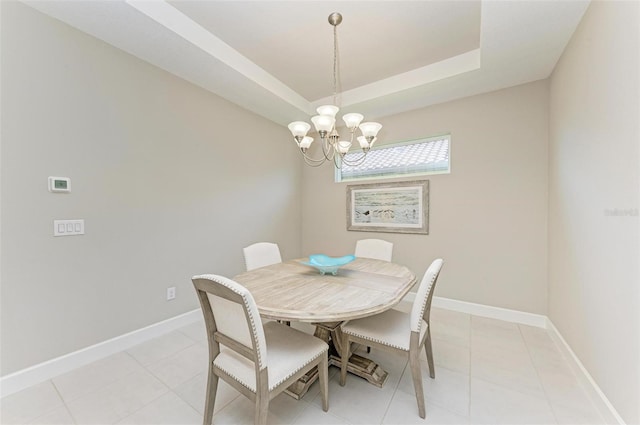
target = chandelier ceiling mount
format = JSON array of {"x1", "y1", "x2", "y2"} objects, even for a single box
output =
[{"x1": 287, "y1": 12, "x2": 382, "y2": 168}]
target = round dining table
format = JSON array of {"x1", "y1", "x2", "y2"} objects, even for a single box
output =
[{"x1": 233, "y1": 257, "x2": 417, "y2": 399}]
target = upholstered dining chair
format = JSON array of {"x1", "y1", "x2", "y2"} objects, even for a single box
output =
[
  {"x1": 354, "y1": 238, "x2": 394, "y2": 353},
  {"x1": 243, "y1": 242, "x2": 282, "y2": 271},
  {"x1": 354, "y1": 238, "x2": 393, "y2": 262},
  {"x1": 339, "y1": 259, "x2": 444, "y2": 419},
  {"x1": 192, "y1": 274, "x2": 329, "y2": 425}
]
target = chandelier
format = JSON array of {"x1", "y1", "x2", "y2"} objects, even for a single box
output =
[{"x1": 287, "y1": 12, "x2": 382, "y2": 168}]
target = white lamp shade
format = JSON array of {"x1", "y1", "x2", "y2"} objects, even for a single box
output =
[
  {"x1": 357, "y1": 136, "x2": 370, "y2": 148},
  {"x1": 359, "y1": 122, "x2": 382, "y2": 138},
  {"x1": 288, "y1": 121, "x2": 311, "y2": 138},
  {"x1": 316, "y1": 105, "x2": 340, "y2": 117},
  {"x1": 343, "y1": 113, "x2": 364, "y2": 130},
  {"x1": 337, "y1": 141, "x2": 352, "y2": 154},
  {"x1": 300, "y1": 136, "x2": 313, "y2": 149},
  {"x1": 311, "y1": 115, "x2": 336, "y2": 132}
]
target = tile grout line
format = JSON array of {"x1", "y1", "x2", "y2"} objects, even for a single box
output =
[
  {"x1": 420, "y1": 309, "x2": 474, "y2": 418},
  {"x1": 542, "y1": 324, "x2": 609, "y2": 425},
  {"x1": 469, "y1": 313, "x2": 563, "y2": 424},
  {"x1": 517, "y1": 323, "x2": 561, "y2": 424},
  {"x1": 111, "y1": 350, "x2": 175, "y2": 424},
  {"x1": 176, "y1": 326, "x2": 206, "y2": 345},
  {"x1": 57, "y1": 350, "x2": 173, "y2": 425},
  {"x1": 418, "y1": 313, "x2": 474, "y2": 419},
  {"x1": 380, "y1": 357, "x2": 409, "y2": 424},
  {"x1": 43, "y1": 379, "x2": 79, "y2": 425},
  {"x1": 48, "y1": 353, "x2": 147, "y2": 419},
  {"x1": 7, "y1": 314, "x2": 606, "y2": 425},
  {"x1": 127, "y1": 332, "x2": 199, "y2": 369},
  {"x1": 286, "y1": 396, "x2": 317, "y2": 424},
  {"x1": 173, "y1": 372, "x2": 216, "y2": 417},
  {"x1": 115, "y1": 389, "x2": 173, "y2": 424}
]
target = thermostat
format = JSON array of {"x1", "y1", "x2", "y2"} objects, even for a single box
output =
[{"x1": 48, "y1": 176, "x2": 71, "y2": 193}]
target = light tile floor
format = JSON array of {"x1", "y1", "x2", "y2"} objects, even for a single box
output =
[{"x1": 1, "y1": 307, "x2": 607, "y2": 424}]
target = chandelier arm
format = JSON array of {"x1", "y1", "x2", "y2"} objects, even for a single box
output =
[
  {"x1": 333, "y1": 152, "x2": 367, "y2": 169},
  {"x1": 320, "y1": 137, "x2": 336, "y2": 161},
  {"x1": 340, "y1": 151, "x2": 368, "y2": 167},
  {"x1": 297, "y1": 136, "x2": 342, "y2": 165},
  {"x1": 299, "y1": 149, "x2": 329, "y2": 165},
  {"x1": 303, "y1": 154, "x2": 329, "y2": 167}
]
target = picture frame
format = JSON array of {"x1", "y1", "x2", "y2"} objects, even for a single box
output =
[{"x1": 346, "y1": 180, "x2": 429, "y2": 234}]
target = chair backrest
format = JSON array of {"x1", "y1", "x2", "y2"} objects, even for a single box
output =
[
  {"x1": 354, "y1": 239, "x2": 393, "y2": 262},
  {"x1": 192, "y1": 274, "x2": 267, "y2": 370},
  {"x1": 243, "y1": 242, "x2": 282, "y2": 271},
  {"x1": 410, "y1": 259, "x2": 444, "y2": 333}
]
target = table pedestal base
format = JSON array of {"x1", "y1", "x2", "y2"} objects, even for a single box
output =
[
  {"x1": 329, "y1": 353, "x2": 388, "y2": 387},
  {"x1": 283, "y1": 322, "x2": 388, "y2": 400},
  {"x1": 284, "y1": 368, "x2": 318, "y2": 400}
]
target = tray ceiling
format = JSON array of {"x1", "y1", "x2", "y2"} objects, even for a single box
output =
[{"x1": 24, "y1": 1, "x2": 590, "y2": 126}]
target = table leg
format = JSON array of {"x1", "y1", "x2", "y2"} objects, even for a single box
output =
[{"x1": 283, "y1": 322, "x2": 388, "y2": 400}]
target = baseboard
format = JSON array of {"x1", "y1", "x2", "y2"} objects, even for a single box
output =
[
  {"x1": 404, "y1": 294, "x2": 623, "y2": 424},
  {"x1": 546, "y1": 319, "x2": 625, "y2": 425},
  {"x1": 401, "y1": 294, "x2": 548, "y2": 328},
  {"x1": 0, "y1": 300, "x2": 626, "y2": 425},
  {"x1": 402, "y1": 295, "x2": 623, "y2": 424},
  {"x1": 0, "y1": 309, "x2": 201, "y2": 399}
]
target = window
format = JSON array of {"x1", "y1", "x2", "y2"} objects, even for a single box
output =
[{"x1": 336, "y1": 134, "x2": 450, "y2": 182}]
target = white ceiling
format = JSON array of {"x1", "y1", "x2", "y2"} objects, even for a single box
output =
[{"x1": 24, "y1": 0, "x2": 590, "y2": 126}]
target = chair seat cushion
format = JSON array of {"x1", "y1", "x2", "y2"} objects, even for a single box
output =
[
  {"x1": 214, "y1": 321, "x2": 328, "y2": 392},
  {"x1": 341, "y1": 309, "x2": 427, "y2": 351}
]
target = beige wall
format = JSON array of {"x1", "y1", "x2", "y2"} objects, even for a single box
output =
[
  {"x1": 3, "y1": 4, "x2": 638, "y2": 422},
  {"x1": 302, "y1": 80, "x2": 549, "y2": 315},
  {"x1": 0, "y1": 2, "x2": 301, "y2": 375},
  {"x1": 548, "y1": 1, "x2": 640, "y2": 423}
]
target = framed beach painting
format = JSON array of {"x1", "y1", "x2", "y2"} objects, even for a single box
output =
[{"x1": 346, "y1": 180, "x2": 429, "y2": 234}]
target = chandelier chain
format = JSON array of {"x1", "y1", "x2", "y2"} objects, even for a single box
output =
[
  {"x1": 286, "y1": 12, "x2": 382, "y2": 170},
  {"x1": 333, "y1": 23, "x2": 341, "y2": 107}
]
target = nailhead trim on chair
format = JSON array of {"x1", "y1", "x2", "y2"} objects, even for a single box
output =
[
  {"x1": 214, "y1": 346, "x2": 327, "y2": 392},
  {"x1": 343, "y1": 332, "x2": 409, "y2": 352},
  {"x1": 272, "y1": 349, "x2": 326, "y2": 389},
  {"x1": 214, "y1": 363, "x2": 256, "y2": 393},
  {"x1": 343, "y1": 319, "x2": 428, "y2": 352},
  {"x1": 410, "y1": 259, "x2": 443, "y2": 333},
  {"x1": 412, "y1": 277, "x2": 436, "y2": 332},
  {"x1": 193, "y1": 274, "x2": 266, "y2": 370}
]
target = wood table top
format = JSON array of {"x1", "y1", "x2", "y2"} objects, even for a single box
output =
[{"x1": 233, "y1": 258, "x2": 417, "y2": 323}]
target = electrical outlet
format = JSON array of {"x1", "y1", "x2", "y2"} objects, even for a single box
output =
[{"x1": 166, "y1": 287, "x2": 176, "y2": 300}]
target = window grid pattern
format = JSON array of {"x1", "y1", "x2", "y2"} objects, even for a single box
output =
[{"x1": 339, "y1": 136, "x2": 450, "y2": 181}]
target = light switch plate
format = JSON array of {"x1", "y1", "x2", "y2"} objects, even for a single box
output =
[{"x1": 54, "y1": 219, "x2": 84, "y2": 236}]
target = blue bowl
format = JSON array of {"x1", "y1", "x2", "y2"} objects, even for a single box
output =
[{"x1": 302, "y1": 254, "x2": 356, "y2": 275}]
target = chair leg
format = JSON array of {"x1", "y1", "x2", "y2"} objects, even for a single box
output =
[
  {"x1": 202, "y1": 364, "x2": 218, "y2": 425},
  {"x1": 255, "y1": 369, "x2": 269, "y2": 425},
  {"x1": 339, "y1": 331, "x2": 350, "y2": 386},
  {"x1": 409, "y1": 348, "x2": 426, "y2": 419},
  {"x1": 319, "y1": 352, "x2": 329, "y2": 412},
  {"x1": 424, "y1": 327, "x2": 435, "y2": 379},
  {"x1": 255, "y1": 397, "x2": 269, "y2": 425}
]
